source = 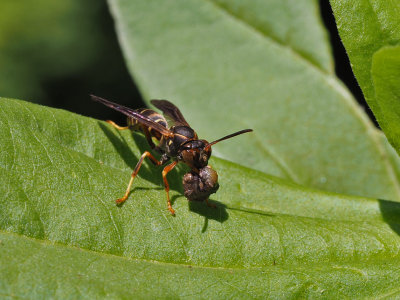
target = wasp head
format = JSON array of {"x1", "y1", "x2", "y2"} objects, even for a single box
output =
[{"x1": 179, "y1": 139, "x2": 211, "y2": 170}]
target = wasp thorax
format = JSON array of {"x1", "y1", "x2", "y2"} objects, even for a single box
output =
[
  {"x1": 165, "y1": 126, "x2": 197, "y2": 156},
  {"x1": 182, "y1": 166, "x2": 219, "y2": 201}
]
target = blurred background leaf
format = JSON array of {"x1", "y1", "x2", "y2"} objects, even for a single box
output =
[{"x1": 0, "y1": 0, "x2": 143, "y2": 120}]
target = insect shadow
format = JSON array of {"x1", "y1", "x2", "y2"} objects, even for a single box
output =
[
  {"x1": 190, "y1": 199, "x2": 229, "y2": 232},
  {"x1": 98, "y1": 121, "x2": 229, "y2": 223},
  {"x1": 99, "y1": 121, "x2": 163, "y2": 185},
  {"x1": 170, "y1": 194, "x2": 228, "y2": 232}
]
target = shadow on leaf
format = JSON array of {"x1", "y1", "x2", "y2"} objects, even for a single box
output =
[
  {"x1": 188, "y1": 198, "x2": 229, "y2": 232},
  {"x1": 99, "y1": 121, "x2": 180, "y2": 188},
  {"x1": 226, "y1": 206, "x2": 275, "y2": 217},
  {"x1": 379, "y1": 199, "x2": 400, "y2": 235}
]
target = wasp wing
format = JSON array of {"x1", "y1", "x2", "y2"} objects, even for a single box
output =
[
  {"x1": 151, "y1": 99, "x2": 190, "y2": 127},
  {"x1": 91, "y1": 95, "x2": 173, "y2": 137}
]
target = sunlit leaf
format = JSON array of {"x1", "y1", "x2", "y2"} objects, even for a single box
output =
[{"x1": 1, "y1": 98, "x2": 400, "y2": 297}]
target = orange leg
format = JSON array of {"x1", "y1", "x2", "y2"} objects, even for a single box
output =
[
  {"x1": 116, "y1": 151, "x2": 162, "y2": 205},
  {"x1": 162, "y1": 161, "x2": 178, "y2": 215},
  {"x1": 141, "y1": 125, "x2": 156, "y2": 149},
  {"x1": 107, "y1": 120, "x2": 129, "y2": 130}
]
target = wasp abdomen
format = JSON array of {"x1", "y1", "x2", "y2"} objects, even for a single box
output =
[{"x1": 128, "y1": 109, "x2": 167, "y2": 140}]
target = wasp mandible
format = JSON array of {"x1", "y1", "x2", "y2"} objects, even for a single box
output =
[{"x1": 91, "y1": 95, "x2": 253, "y2": 215}]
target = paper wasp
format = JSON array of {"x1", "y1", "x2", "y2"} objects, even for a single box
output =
[{"x1": 91, "y1": 95, "x2": 252, "y2": 215}]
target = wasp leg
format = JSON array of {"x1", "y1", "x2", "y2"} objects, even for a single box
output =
[
  {"x1": 116, "y1": 151, "x2": 162, "y2": 205},
  {"x1": 162, "y1": 161, "x2": 178, "y2": 215},
  {"x1": 141, "y1": 126, "x2": 165, "y2": 155},
  {"x1": 141, "y1": 125, "x2": 157, "y2": 149},
  {"x1": 106, "y1": 120, "x2": 129, "y2": 130},
  {"x1": 205, "y1": 198, "x2": 217, "y2": 208}
]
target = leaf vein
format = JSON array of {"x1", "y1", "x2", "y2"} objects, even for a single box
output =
[{"x1": 205, "y1": 0, "x2": 327, "y2": 72}]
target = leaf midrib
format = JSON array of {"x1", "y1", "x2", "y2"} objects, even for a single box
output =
[
  {"x1": 206, "y1": 0, "x2": 329, "y2": 73},
  {"x1": 4, "y1": 229, "x2": 400, "y2": 271}
]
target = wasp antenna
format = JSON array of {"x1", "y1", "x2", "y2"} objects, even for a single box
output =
[{"x1": 204, "y1": 129, "x2": 253, "y2": 150}]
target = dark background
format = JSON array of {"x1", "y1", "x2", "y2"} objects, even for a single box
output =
[{"x1": 0, "y1": 1, "x2": 375, "y2": 127}]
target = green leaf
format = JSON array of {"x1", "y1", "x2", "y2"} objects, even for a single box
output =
[
  {"x1": 372, "y1": 46, "x2": 400, "y2": 155},
  {"x1": 2, "y1": 98, "x2": 400, "y2": 297},
  {"x1": 205, "y1": 0, "x2": 334, "y2": 73},
  {"x1": 330, "y1": 0, "x2": 400, "y2": 154},
  {"x1": 108, "y1": 0, "x2": 400, "y2": 201},
  {"x1": 3, "y1": 233, "x2": 400, "y2": 299}
]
